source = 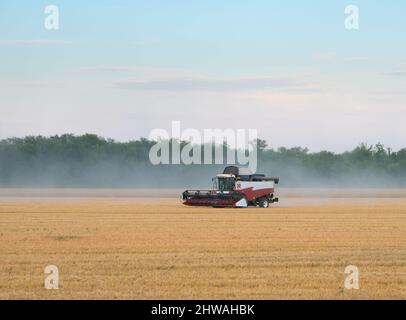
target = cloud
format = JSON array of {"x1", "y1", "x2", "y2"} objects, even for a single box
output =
[
  {"x1": 78, "y1": 66, "x2": 140, "y2": 73},
  {"x1": 114, "y1": 77, "x2": 306, "y2": 92},
  {"x1": 385, "y1": 71, "x2": 406, "y2": 77},
  {"x1": 344, "y1": 56, "x2": 373, "y2": 62},
  {"x1": 0, "y1": 40, "x2": 72, "y2": 46},
  {"x1": 132, "y1": 38, "x2": 160, "y2": 47},
  {"x1": 75, "y1": 66, "x2": 197, "y2": 80},
  {"x1": 312, "y1": 52, "x2": 337, "y2": 62},
  {"x1": 0, "y1": 80, "x2": 68, "y2": 88},
  {"x1": 78, "y1": 66, "x2": 316, "y2": 92}
]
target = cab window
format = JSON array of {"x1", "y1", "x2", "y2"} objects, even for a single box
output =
[{"x1": 218, "y1": 177, "x2": 235, "y2": 191}]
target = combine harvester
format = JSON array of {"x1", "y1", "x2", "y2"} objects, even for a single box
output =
[{"x1": 182, "y1": 166, "x2": 279, "y2": 208}]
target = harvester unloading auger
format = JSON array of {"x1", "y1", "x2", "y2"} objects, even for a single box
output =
[{"x1": 182, "y1": 166, "x2": 279, "y2": 208}]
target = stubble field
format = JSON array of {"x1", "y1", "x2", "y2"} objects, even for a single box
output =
[{"x1": 0, "y1": 188, "x2": 405, "y2": 299}]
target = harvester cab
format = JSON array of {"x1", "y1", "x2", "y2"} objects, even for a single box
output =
[
  {"x1": 182, "y1": 166, "x2": 279, "y2": 208},
  {"x1": 213, "y1": 174, "x2": 236, "y2": 192}
]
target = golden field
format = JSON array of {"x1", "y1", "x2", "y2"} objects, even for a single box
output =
[{"x1": 0, "y1": 189, "x2": 405, "y2": 299}]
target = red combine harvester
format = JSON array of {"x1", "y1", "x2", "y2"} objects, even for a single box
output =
[{"x1": 182, "y1": 166, "x2": 279, "y2": 208}]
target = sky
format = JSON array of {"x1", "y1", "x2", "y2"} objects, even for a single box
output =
[{"x1": 0, "y1": 0, "x2": 405, "y2": 152}]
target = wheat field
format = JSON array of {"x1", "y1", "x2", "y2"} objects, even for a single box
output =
[{"x1": 0, "y1": 189, "x2": 405, "y2": 299}]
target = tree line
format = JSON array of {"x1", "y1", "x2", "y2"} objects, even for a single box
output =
[{"x1": 0, "y1": 134, "x2": 405, "y2": 187}]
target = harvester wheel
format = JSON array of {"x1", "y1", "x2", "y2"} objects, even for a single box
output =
[{"x1": 258, "y1": 198, "x2": 269, "y2": 208}]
